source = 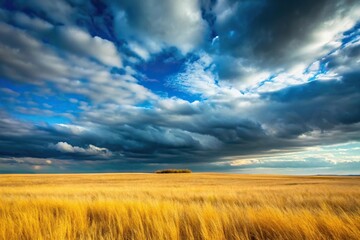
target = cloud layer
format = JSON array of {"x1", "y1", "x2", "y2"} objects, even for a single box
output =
[{"x1": 0, "y1": 0, "x2": 359, "y2": 173}]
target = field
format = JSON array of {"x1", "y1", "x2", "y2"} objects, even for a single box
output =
[{"x1": 0, "y1": 174, "x2": 359, "y2": 240}]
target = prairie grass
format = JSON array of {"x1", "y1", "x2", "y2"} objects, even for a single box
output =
[{"x1": 0, "y1": 173, "x2": 359, "y2": 240}]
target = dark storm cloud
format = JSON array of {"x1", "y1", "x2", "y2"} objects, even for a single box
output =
[
  {"x1": 259, "y1": 39, "x2": 360, "y2": 139},
  {"x1": 212, "y1": 0, "x2": 360, "y2": 86},
  {"x1": 263, "y1": 73, "x2": 360, "y2": 127},
  {"x1": 0, "y1": 111, "x2": 114, "y2": 160},
  {"x1": 215, "y1": 0, "x2": 359, "y2": 68},
  {"x1": 1, "y1": 70, "x2": 360, "y2": 169},
  {"x1": 73, "y1": 69, "x2": 360, "y2": 164},
  {"x1": 2, "y1": 67, "x2": 359, "y2": 167}
]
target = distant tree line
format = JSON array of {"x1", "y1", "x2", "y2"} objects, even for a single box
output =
[{"x1": 155, "y1": 169, "x2": 192, "y2": 174}]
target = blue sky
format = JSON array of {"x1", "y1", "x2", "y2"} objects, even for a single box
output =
[{"x1": 0, "y1": 0, "x2": 359, "y2": 174}]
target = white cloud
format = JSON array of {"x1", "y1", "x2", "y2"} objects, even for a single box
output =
[
  {"x1": 52, "y1": 142, "x2": 112, "y2": 158},
  {"x1": 114, "y1": 0, "x2": 208, "y2": 54},
  {"x1": 168, "y1": 53, "x2": 218, "y2": 97},
  {"x1": 54, "y1": 124, "x2": 88, "y2": 135},
  {"x1": 167, "y1": 52, "x2": 243, "y2": 100},
  {"x1": 227, "y1": 142, "x2": 360, "y2": 168},
  {"x1": 127, "y1": 41, "x2": 151, "y2": 60},
  {"x1": 56, "y1": 27, "x2": 122, "y2": 67}
]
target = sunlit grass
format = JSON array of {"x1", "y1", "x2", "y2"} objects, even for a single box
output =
[{"x1": 0, "y1": 174, "x2": 359, "y2": 239}]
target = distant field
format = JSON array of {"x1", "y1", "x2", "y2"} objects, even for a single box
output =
[{"x1": 0, "y1": 174, "x2": 359, "y2": 240}]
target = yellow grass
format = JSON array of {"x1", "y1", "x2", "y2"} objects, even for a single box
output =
[{"x1": 0, "y1": 173, "x2": 359, "y2": 240}]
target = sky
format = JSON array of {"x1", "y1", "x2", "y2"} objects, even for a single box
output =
[{"x1": 0, "y1": 0, "x2": 359, "y2": 174}]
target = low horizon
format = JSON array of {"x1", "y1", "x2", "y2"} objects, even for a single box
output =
[
  {"x1": 0, "y1": 0, "x2": 359, "y2": 174},
  {"x1": 1, "y1": 170, "x2": 359, "y2": 177}
]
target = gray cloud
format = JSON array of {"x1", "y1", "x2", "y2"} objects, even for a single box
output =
[
  {"x1": 42, "y1": 25, "x2": 122, "y2": 67},
  {"x1": 0, "y1": 22, "x2": 154, "y2": 105},
  {"x1": 12, "y1": 0, "x2": 76, "y2": 25},
  {"x1": 0, "y1": 22, "x2": 69, "y2": 84}
]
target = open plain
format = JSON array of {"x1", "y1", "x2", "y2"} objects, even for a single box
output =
[{"x1": 0, "y1": 173, "x2": 359, "y2": 240}]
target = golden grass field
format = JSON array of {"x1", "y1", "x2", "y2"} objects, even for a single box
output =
[{"x1": 0, "y1": 173, "x2": 359, "y2": 240}]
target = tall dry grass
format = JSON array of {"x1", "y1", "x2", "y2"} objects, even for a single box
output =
[{"x1": 0, "y1": 173, "x2": 359, "y2": 240}]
